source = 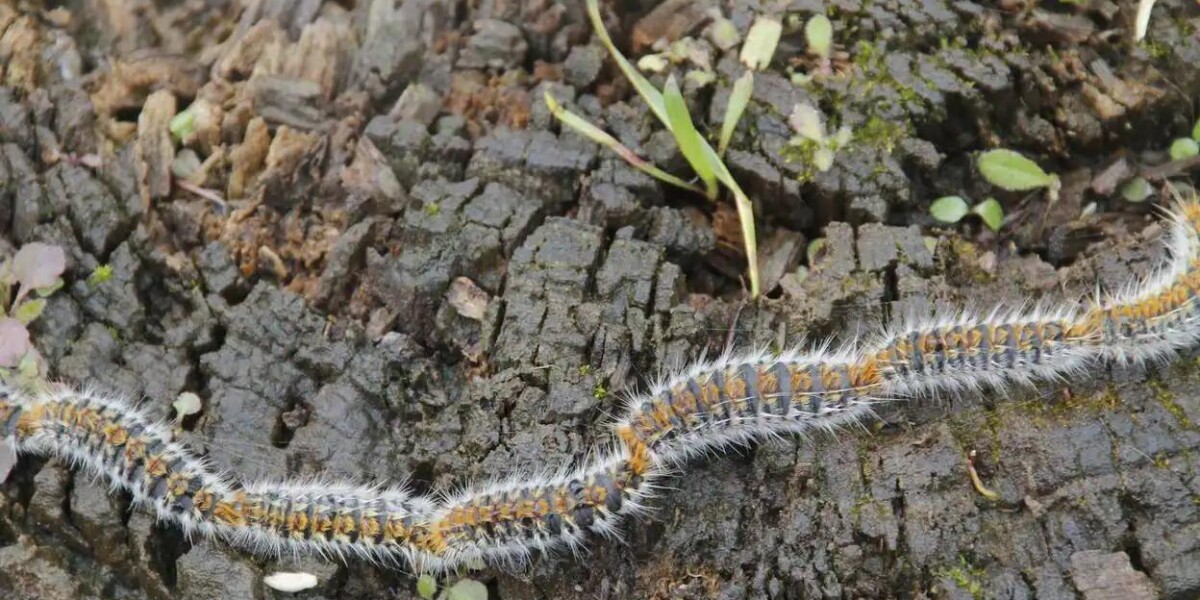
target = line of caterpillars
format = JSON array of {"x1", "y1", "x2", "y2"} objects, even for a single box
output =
[
  {"x1": 1, "y1": 200, "x2": 1198, "y2": 569},
  {"x1": 0, "y1": 387, "x2": 643, "y2": 565}
]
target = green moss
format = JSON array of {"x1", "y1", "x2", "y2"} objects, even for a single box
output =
[
  {"x1": 1148, "y1": 378, "x2": 1197, "y2": 431},
  {"x1": 1140, "y1": 40, "x2": 1172, "y2": 60},
  {"x1": 1153, "y1": 452, "x2": 1171, "y2": 469},
  {"x1": 87, "y1": 264, "x2": 114, "y2": 287},
  {"x1": 935, "y1": 557, "x2": 986, "y2": 600},
  {"x1": 780, "y1": 138, "x2": 821, "y2": 182}
]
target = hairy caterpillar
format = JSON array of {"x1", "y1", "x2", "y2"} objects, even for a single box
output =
[{"x1": 2, "y1": 198, "x2": 1199, "y2": 574}]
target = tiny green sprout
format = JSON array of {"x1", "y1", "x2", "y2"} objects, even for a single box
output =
[
  {"x1": 972, "y1": 198, "x2": 1004, "y2": 231},
  {"x1": 805, "y1": 238, "x2": 826, "y2": 265},
  {"x1": 930, "y1": 196, "x2": 970, "y2": 224},
  {"x1": 578, "y1": 364, "x2": 592, "y2": 376},
  {"x1": 805, "y1": 15, "x2": 834, "y2": 58},
  {"x1": 169, "y1": 107, "x2": 196, "y2": 141},
  {"x1": 424, "y1": 202, "x2": 441, "y2": 216},
  {"x1": 417, "y1": 574, "x2": 438, "y2": 600},
  {"x1": 88, "y1": 264, "x2": 114, "y2": 287},
  {"x1": 1121, "y1": 177, "x2": 1153, "y2": 203},
  {"x1": 931, "y1": 196, "x2": 1005, "y2": 231},
  {"x1": 786, "y1": 103, "x2": 851, "y2": 173},
  {"x1": 1169, "y1": 138, "x2": 1199, "y2": 161},
  {"x1": 593, "y1": 384, "x2": 608, "y2": 400},
  {"x1": 13, "y1": 299, "x2": 46, "y2": 326}
]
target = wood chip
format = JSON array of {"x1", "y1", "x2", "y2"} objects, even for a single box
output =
[
  {"x1": 447, "y1": 277, "x2": 490, "y2": 321},
  {"x1": 136, "y1": 89, "x2": 176, "y2": 207}
]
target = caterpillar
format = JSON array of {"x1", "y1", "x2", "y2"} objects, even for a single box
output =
[{"x1": 2, "y1": 197, "x2": 1199, "y2": 574}]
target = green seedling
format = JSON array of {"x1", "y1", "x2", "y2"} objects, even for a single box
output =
[
  {"x1": 545, "y1": 0, "x2": 775, "y2": 297},
  {"x1": 930, "y1": 196, "x2": 1005, "y2": 232},
  {"x1": 1169, "y1": 138, "x2": 1199, "y2": 161},
  {"x1": 976, "y1": 149, "x2": 1061, "y2": 203},
  {"x1": 787, "y1": 103, "x2": 852, "y2": 172},
  {"x1": 790, "y1": 14, "x2": 835, "y2": 83},
  {"x1": 170, "y1": 106, "x2": 196, "y2": 141},
  {"x1": 417, "y1": 575, "x2": 488, "y2": 600},
  {"x1": 1121, "y1": 177, "x2": 1153, "y2": 203}
]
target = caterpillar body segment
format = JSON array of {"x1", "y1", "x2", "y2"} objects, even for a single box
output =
[
  {"x1": 869, "y1": 307, "x2": 1100, "y2": 399},
  {"x1": 219, "y1": 483, "x2": 439, "y2": 566},
  {"x1": 413, "y1": 447, "x2": 660, "y2": 571},
  {"x1": 1085, "y1": 202, "x2": 1200, "y2": 363},
  {"x1": 615, "y1": 347, "x2": 885, "y2": 464}
]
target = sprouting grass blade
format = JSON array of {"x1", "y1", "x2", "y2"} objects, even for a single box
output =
[
  {"x1": 663, "y1": 76, "x2": 719, "y2": 199},
  {"x1": 702, "y1": 142, "x2": 760, "y2": 297},
  {"x1": 544, "y1": 91, "x2": 705, "y2": 195},
  {"x1": 585, "y1": 0, "x2": 670, "y2": 129},
  {"x1": 719, "y1": 71, "x2": 754, "y2": 156}
]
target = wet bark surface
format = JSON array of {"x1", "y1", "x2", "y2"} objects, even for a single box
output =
[{"x1": 1, "y1": 0, "x2": 1199, "y2": 598}]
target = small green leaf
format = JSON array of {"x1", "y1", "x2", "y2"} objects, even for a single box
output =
[
  {"x1": 806, "y1": 238, "x2": 827, "y2": 265},
  {"x1": 1120, "y1": 177, "x2": 1153, "y2": 202},
  {"x1": 930, "y1": 196, "x2": 970, "y2": 224},
  {"x1": 446, "y1": 579, "x2": 488, "y2": 600},
  {"x1": 1169, "y1": 138, "x2": 1199, "y2": 161},
  {"x1": 813, "y1": 147, "x2": 835, "y2": 172},
  {"x1": 977, "y1": 149, "x2": 1055, "y2": 191},
  {"x1": 788, "y1": 103, "x2": 825, "y2": 142},
  {"x1": 169, "y1": 107, "x2": 195, "y2": 141},
  {"x1": 972, "y1": 198, "x2": 1004, "y2": 231},
  {"x1": 740, "y1": 17, "x2": 782, "y2": 71},
  {"x1": 417, "y1": 574, "x2": 438, "y2": 600},
  {"x1": 719, "y1": 71, "x2": 754, "y2": 156},
  {"x1": 13, "y1": 299, "x2": 45, "y2": 325},
  {"x1": 35, "y1": 278, "x2": 64, "y2": 298},
  {"x1": 663, "y1": 76, "x2": 719, "y2": 199},
  {"x1": 805, "y1": 15, "x2": 834, "y2": 58}
]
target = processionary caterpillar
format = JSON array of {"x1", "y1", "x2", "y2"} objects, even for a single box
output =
[{"x1": 3, "y1": 199, "x2": 1200, "y2": 573}]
